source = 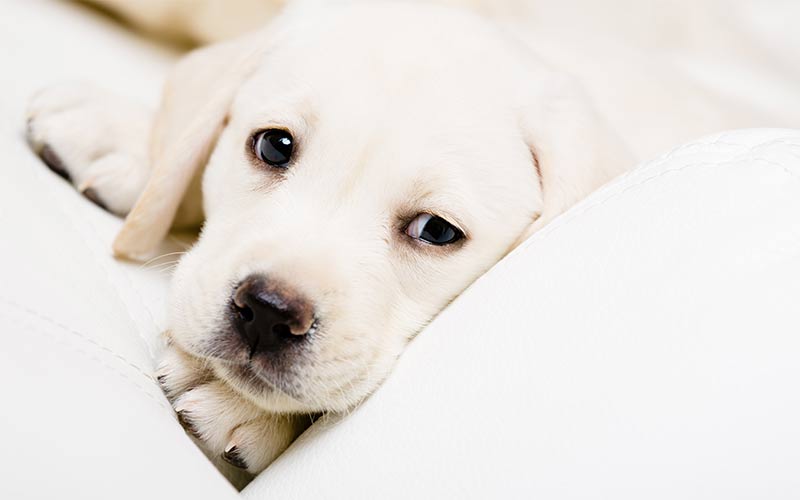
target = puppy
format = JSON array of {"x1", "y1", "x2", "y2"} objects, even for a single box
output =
[{"x1": 26, "y1": 1, "x2": 633, "y2": 482}]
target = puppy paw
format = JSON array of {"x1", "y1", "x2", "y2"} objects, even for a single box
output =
[
  {"x1": 156, "y1": 340, "x2": 214, "y2": 402},
  {"x1": 156, "y1": 343, "x2": 305, "y2": 477},
  {"x1": 25, "y1": 82, "x2": 153, "y2": 215},
  {"x1": 221, "y1": 413, "x2": 305, "y2": 474}
]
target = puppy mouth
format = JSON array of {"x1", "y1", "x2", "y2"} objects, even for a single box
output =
[
  {"x1": 216, "y1": 358, "x2": 306, "y2": 402},
  {"x1": 204, "y1": 320, "x2": 317, "y2": 402},
  {"x1": 181, "y1": 287, "x2": 320, "y2": 404}
]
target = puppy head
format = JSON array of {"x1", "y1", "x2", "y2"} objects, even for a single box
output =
[{"x1": 118, "y1": 3, "x2": 631, "y2": 413}]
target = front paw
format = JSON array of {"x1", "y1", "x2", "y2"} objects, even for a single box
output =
[
  {"x1": 156, "y1": 343, "x2": 305, "y2": 476},
  {"x1": 25, "y1": 82, "x2": 152, "y2": 215}
]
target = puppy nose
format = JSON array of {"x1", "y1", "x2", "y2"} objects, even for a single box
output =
[{"x1": 231, "y1": 275, "x2": 314, "y2": 356}]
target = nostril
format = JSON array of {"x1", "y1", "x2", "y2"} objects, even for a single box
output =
[
  {"x1": 236, "y1": 304, "x2": 254, "y2": 322},
  {"x1": 271, "y1": 323, "x2": 292, "y2": 338},
  {"x1": 231, "y1": 275, "x2": 315, "y2": 355}
]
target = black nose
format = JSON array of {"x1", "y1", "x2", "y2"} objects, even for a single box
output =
[{"x1": 231, "y1": 275, "x2": 314, "y2": 356}]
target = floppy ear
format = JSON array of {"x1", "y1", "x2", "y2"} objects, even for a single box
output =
[
  {"x1": 516, "y1": 74, "x2": 634, "y2": 243},
  {"x1": 112, "y1": 31, "x2": 267, "y2": 260}
]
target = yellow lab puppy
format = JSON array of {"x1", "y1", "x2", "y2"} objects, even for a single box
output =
[{"x1": 28, "y1": 0, "x2": 798, "y2": 484}]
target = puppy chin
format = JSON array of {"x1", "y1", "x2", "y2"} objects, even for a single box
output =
[
  {"x1": 210, "y1": 360, "x2": 317, "y2": 413},
  {"x1": 168, "y1": 322, "x2": 316, "y2": 412}
]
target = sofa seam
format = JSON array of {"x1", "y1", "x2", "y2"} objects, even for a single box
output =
[
  {"x1": 513, "y1": 133, "x2": 800, "y2": 259},
  {"x1": 0, "y1": 297, "x2": 175, "y2": 416},
  {"x1": 73, "y1": 212, "x2": 161, "y2": 358},
  {"x1": 0, "y1": 295, "x2": 164, "y2": 399},
  {"x1": 31, "y1": 158, "x2": 160, "y2": 360}
]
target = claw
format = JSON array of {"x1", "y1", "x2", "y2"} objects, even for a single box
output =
[
  {"x1": 81, "y1": 187, "x2": 108, "y2": 210},
  {"x1": 176, "y1": 410, "x2": 202, "y2": 439},
  {"x1": 222, "y1": 446, "x2": 248, "y2": 470},
  {"x1": 156, "y1": 373, "x2": 177, "y2": 404},
  {"x1": 39, "y1": 145, "x2": 71, "y2": 181}
]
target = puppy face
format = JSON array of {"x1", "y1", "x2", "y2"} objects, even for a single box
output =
[{"x1": 161, "y1": 4, "x2": 627, "y2": 413}]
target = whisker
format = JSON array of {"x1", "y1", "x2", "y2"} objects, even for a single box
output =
[{"x1": 139, "y1": 251, "x2": 187, "y2": 270}]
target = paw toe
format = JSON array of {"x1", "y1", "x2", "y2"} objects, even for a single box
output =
[
  {"x1": 81, "y1": 186, "x2": 108, "y2": 210},
  {"x1": 176, "y1": 409, "x2": 202, "y2": 439},
  {"x1": 39, "y1": 145, "x2": 71, "y2": 181},
  {"x1": 222, "y1": 446, "x2": 249, "y2": 469},
  {"x1": 24, "y1": 83, "x2": 152, "y2": 217}
]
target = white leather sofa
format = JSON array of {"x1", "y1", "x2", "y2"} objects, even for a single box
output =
[{"x1": 2, "y1": 2, "x2": 800, "y2": 499}]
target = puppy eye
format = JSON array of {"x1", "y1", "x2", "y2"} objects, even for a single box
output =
[
  {"x1": 253, "y1": 129, "x2": 294, "y2": 167},
  {"x1": 406, "y1": 213, "x2": 464, "y2": 246}
]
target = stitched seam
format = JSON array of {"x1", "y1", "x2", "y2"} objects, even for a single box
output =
[
  {"x1": 636, "y1": 134, "x2": 798, "y2": 178},
  {"x1": 521, "y1": 158, "x2": 798, "y2": 254},
  {"x1": 583, "y1": 132, "x2": 769, "y2": 196},
  {"x1": 0, "y1": 297, "x2": 174, "y2": 415},
  {"x1": 638, "y1": 132, "x2": 799, "y2": 171},
  {"x1": 71, "y1": 212, "x2": 160, "y2": 357},
  {"x1": 114, "y1": 248, "x2": 166, "y2": 349},
  {"x1": 512, "y1": 134, "x2": 800, "y2": 261},
  {"x1": 122, "y1": 266, "x2": 165, "y2": 334},
  {"x1": 0, "y1": 295, "x2": 154, "y2": 384},
  {"x1": 30, "y1": 157, "x2": 159, "y2": 359}
]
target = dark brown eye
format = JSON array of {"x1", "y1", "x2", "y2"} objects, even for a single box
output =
[
  {"x1": 253, "y1": 129, "x2": 294, "y2": 167},
  {"x1": 406, "y1": 213, "x2": 464, "y2": 246}
]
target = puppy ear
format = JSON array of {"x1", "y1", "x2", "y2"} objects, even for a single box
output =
[
  {"x1": 515, "y1": 74, "x2": 634, "y2": 243},
  {"x1": 112, "y1": 32, "x2": 266, "y2": 259}
]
